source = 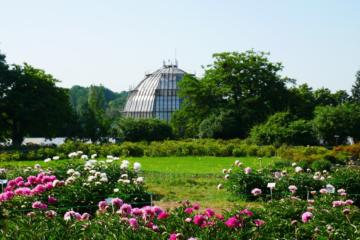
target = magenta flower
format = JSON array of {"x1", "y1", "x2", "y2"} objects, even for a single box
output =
[
  {"x1": 32, "y1": 201, "x2": 43, "y2": 209},
  {"x1": 327, "y1": 226, "x2": 333, "y2": 231},
  {"x1": 8, "y1": 180, "x2": 16, "y2": 187},
  {"x1": 343, "y1": 209, "x2": 351, "y2": 214},
  {"x1": 4, "y1": 191, "x2": 14, "y2": 199},
  {"x1": 45, "y1": 210, "x2": 57, "y2": 218},
  {"x1": 184, "y1": 208, "x2": 193, "y2": 214},
  {"x1": 153, "y1": 225, "x2": 159, "y2": 231},
  {"x1": 251, "y1": 188, "x2": 262, "y2": 196},
  {"x1": 118, "y1": 204, "x2": 132, "y2": 215},
  {"x1": 240, "y1": 209, "x2": 253, "y2": 216},
  {"x1": 17, "y1": 181, "x2": 24, "y2": 186},
  {"x1": 146, "y1": 222, "x2": 153, "y2": 228},
  {"x1": 194, "y1": 215, "x2": 206, "y2": 225},
  {"x1": 45, "y1": 182, "x2": 53, "y2": 190},
  {"x1": 131, "y1": 208, "x2": 143, "y2": 218},
  {"x1": 315, "y1": 228, "x2": 320, "y2": 233},
  {"x1": 27, "y1": 212, "x2": 36, "y2": 216},
  {"x1": 81, "y1": 213, "x2": 90, "y2": 220},
  {"x1": 204, "y1": 208, "x2": 215, "y2": 218},
  {"x1": 255, "y1": 220, "x2": 265, "y2": 226},
  {"x1": 185, "y1": 218, "x2": 192, "y2": 223},
  {"x1": 98, "y1": 201, "x2": 108, "y2": 211},
  {"x1": 288, "y1": 185, "x2": 298, "y2": 193},
  {"x1": 129, "y1": 218, "x2": 138, "y2": 230},
  {"x1": 28, "y1": 176, "x2": 37, "y2": 184},
  {"x1": 41, "y1": 204, "x2": 48, "y2": 210},
  {"x1": 24, "y1": 182, "x2": 32, "y2": 187},
  {"x1": 170, "y1": 234, "x2": 177, "y2": 240},
  {"x1": 301, "y1": 212, "x2": 313, "y2": 223},
  {"x1": 332, "y1": 201, "x2": 346, "y2": 207},
  {"x1": 151, "y1": 206, "x2": 163, "y2": 215},
  {"x1": 225, "y1": 217, "x2": 239, "y2": 228},
  {"x1": 111, "y1": 198, "x2": 123, "y2": 207},
  {"x1": 216, "y1": 214, "x2": 224, "y2": 220},
  {"x1": 308, "y1": 200, "x2": 314, "y2": 203},
  {"x1": 15, "y1": 177, "x2": 24, "y2": 184},
  {"x1": 346, "y1": 200, "x2": 354, "y2": 205},
  {"x1": 48, "y1": 197, "x2": 57, "y2": 204},
  {"x1": 193, "y1": 204, "x2": 199, "y2": 210},
  {"x1": 158, "y1": 212, "x2": 170, "y2": 220}
]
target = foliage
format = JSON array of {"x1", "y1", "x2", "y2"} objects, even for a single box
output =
[
  {"x1": 0, "y1": 62, "x2": 73, "y2": 145},
  {"x1": 114, "y1": 117, "x2": 173, "y2": 142},
  {"x1": 249, "y1": 112, "x2": 315, "y2": 146},
  {"x1": 351, "y1": 68, "x2": 360, "y2": 105},
  {"x1": 171, "y1": 50, "x2": 295, "y2": 138},
  {"x1": 312, "y1": 103, "x2": 360, "y2": 144}
]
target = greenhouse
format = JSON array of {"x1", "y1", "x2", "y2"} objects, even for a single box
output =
[{"x1": 122, "y1": 61, "x2": 192, "y2": 123}]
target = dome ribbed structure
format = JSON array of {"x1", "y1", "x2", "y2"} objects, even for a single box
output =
[{"x1": 122, "y1": 62, "x2": 190, "y2": 123}]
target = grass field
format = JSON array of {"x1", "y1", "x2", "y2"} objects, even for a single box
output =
[{"x1": 0, "y1": 156, "x2": 274, "y2": 174}]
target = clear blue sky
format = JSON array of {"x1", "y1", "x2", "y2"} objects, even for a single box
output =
[{"x1": 0, "y1": 0, "x2": 359, "y2": 93}]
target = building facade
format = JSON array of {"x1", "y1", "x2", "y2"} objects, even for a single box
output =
[{"x1": 122, "y1": 61, "x2": 191, "y2": 123}]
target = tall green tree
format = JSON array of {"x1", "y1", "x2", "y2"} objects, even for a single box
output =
[
  {"x1": 312, "y1": 103, "x2": 360, "y2": 145},
  {"x1": 0, "y1": 52, "x2": 12, "y2": 142},
  {"x1": 170, "y1": 50, "x2": 295, "y2": 138},
  {"x1": 351, "y1": 68, "x2": 360, "y2": 105},
  {"x1": 288, "y1": 84, "x2": 316, "y2": 120},
  {"x1": 0, "y1": 62, "x2": 72, "y2": 145}
]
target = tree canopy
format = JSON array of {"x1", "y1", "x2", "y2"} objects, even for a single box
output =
[
  {"x1": 0, "y1": 60, "x2": 72, "y2": 145},
  {"x1": 171, "y1": 50, "x2": 295, "y2": 138}
]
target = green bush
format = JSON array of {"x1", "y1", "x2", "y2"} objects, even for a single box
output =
[
  {"x1": 310, "y1": 159, "x2": 333, "y2": 171},
  {"x1": 247, "y1": 145, "x2": 259, "y2": 156}
]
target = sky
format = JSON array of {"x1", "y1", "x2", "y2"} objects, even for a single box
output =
[{"x1": 0, "y1": 0, "x2": 359, "y2": 94}]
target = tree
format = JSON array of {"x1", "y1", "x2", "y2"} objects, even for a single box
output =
[
  {"x1": 288, "y1": 84, "x2": 316, "y2": 120},
  {"x1": 115, "y1": 117, "x2": 173, "y2": 142},
  {"x1": 312, "y1": 103, "x2": 360, "y2": 145},
  {"x1": 333, "y1": 90, "x2": 350, "y2": 105},
  {"x1": 314, "y1": 87, "x2": 336, "y2": 107},
  {"x1": 170, "y1": 50, "x2": 295, "y2": 138},
  {"x1": 0, "y1": 62, "x2": 72, "y2": 145},
  {"x1": 351, "y1": 68, "x2": 360, "y2": 105},
  {"x1": 198, "y1": 110, "x2": 243, "y2": 140},
  {"x1": 249, "y1": 112, "x2": 314, "y2": 146},
  {"x1": 0, "y1": 52, "x2": 12, "y2": 142}
]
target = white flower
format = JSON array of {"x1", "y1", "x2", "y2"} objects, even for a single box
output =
[
  {"x1": 123, "y1": 180, "x2": 130, "y2": 184},
  {"x1": 81, "y1": 155, "x2": 88, "y2": 160},
  {"x1": 84, "y1": 167, "x2": 91, "y2": 171},
  {"x1": 53, "y1": 156, "x2": 59, "y2": 160},
  {"x1": 101, "y1": 165, "x2": 108, "y2": 169},
  {"x1": 66, "y1": 176, "x2": 76, "y2": 184},
  {"x1": 73, "y1": 171, "x2": 81, "y2": 178},
  {"x1": 117, "y1": 179, "x2": 124, "y2": 183},
  {"x1": 134, "y1": 162, "x2": 142, "y2": 171},
  {"x1": 88, "y1": 176, "x2": 96, "y2": 182},
  {"x1": 113, "y1": 157, "x2": 119, "y2": 160},
  {"x1": 120, "y1": 164, "x2": 129, "y2": 169},
  {"x1": 114, "y1": 188, "x2": 119, "y2": 192},
  {"x1": 27, "y1": 167, "x2": 32, "y2": 170},
  {"x1": 106, "y1": 159, "x2": 113, "y2": 163},
  {"x1": 122, "y1": 160, "x2": 130, "y2": 165},
  {"x1": 323, "y1": 170, "x2": 327, "y2": 174},
  {"x1": 89, "y1": 160, "x2": 97, "y2": 164},
  {"x1": 137, "y1": 177, "x2": 144, "y2": 183},
  {"x1": 95, "y1": 172, "x2": 101, "y2": 178},
  {"x1": 100, "y1": 173, "x2": 107, "y2": 178},
  {"x1": 89, "y1": 170, "x2": 96, "y2": 174},
  {"x1": 91, "y1": 154, "x2": 97, "y2": 159},
  {"x1": 98, "y1": 161, "x2": 105, "y2": 164},
  {"x1": 68, "y1": 152, "x2": 77, "y2": 158},
  {"x1": 83, "y1": 183, "x2": 90, "y2": 187},
  {"x1": 67, "y1": 169, "x2": 75, "y2": 175},
  {"x1": 44, "y1": 158, "x2": 51, "y2": 163},
  {"x1": 52, "y1": 180, "x2": 59, "y2": 187},
  {"x1": 100, "y1": 177, "x2": 108, "y2": 182},
  {"x1": 84, "y1": 162, "x2": 93, "y2": 168},
  {"x1": 77, "y1": 151, "x2": 83, "y2": 154},
  {"x1": 121, "y1": 174, "x2": 128, "y2": 179},
  {"x1": 292, "y1": 163, "x2": 296, "y2": 167},
  {"x1": 34, "y1": 164, "x2": 41, "y2": 169},
  {"x1": 95, "y1": 182, "x2": 101, "y2": 186},
  {"x1": 107, "y1": 155, "x2": 113, "y2": 159},
  {"x1": 24, "y1": 169, "x2": 29, "y2": 173}
]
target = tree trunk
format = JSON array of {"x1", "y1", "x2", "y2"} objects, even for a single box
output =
[{"x1": 11, "y1": 120, "x2": 25, "y2": 145}]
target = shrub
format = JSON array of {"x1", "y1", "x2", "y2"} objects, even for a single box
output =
[
  {"x1": 310, "y1": 159, "x2": 332, "y2": 171},
  {"x1": 247, "y1": 145, "x2": 259, "y2": 156}
]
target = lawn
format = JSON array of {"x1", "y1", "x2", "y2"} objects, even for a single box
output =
[{"x1": 0, "y1": 156, "x2": 275, "y2": 174}]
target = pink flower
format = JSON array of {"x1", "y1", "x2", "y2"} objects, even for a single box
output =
[
  {"x1": 341, "y1": 193, "x2": 347, "y2": 196},
  {"x1": 204, "y1": 208, "x2": 215, "y2": 218},
  {"x1": 81, "y1": 213, "x2": 90, "y2": 220},
  {"x1": 255, "y1": 220, "x2": 265, "y2": 226},
  {"x1": 45, "y1": 182, "x2": 53, "y2": 190},
  {"x1": 274, "y1": 172, "x2": 280, "y2": 178},
  {"x1": 302, "y1": 212, "x2": 313, "y2": 223},
  {"x1": 24, "y1": 182, "x2": 32, "y2": 187},
  {"x1": 222, "y1": 169, "x2": 226, "y2": 174},
  {"x1": 292, "y1": 220, "x2": 298, "y2": 225},
  {"x1": 313, "y1": 176, "x2": 319, "y2": 180},
  {"x1": 17, "y1": 181, "x2": 24, "y2": 186},
  {"x1": 240, "y1": 209, "x2": 253, "y2": 216},
  {"x1": 146, "y1": 222, "x2": 153, "y2": 228},
  {"x1": 346, "y1": 200, "x2": 354, "y2": 205},
  {"x1": 14, "y1": 188, "x2": 23, "y2": 195},
  {"x1": 332, "y1": 201, "x2": 346, "y2": 207},
  {"x1": 217, "y1": 184, "x2": 222, "y2": 190},
  {"x1": 193, "y1": 204, "x2": 199, "y2": 210},
  {"x1": 183, "y1": 200, "x2": 189, "y2": 205},
  {"x1": 320, "y1": 177, "x2": 325, "y2": 181},
  {"x1": 291, "y1": 196, "x2": 297, "y2": 200},
  {"x1": 194, "y1": 215, "x2": 206, "y2": 225},
  {"x1": 15, "y1": 177, "x2": 24, "y2": 184},
  {"x1": 323, "y1": 209, "x2": 330, "y2": 213},
  {"x1": 245, "y1": 167, "x2": 251, "y2": 174},
  {"x1": 251, "y1": 188, "x2": 262, "y2": 196},
  {"x1": 320, "y1": 189, "x2": 327, "y2": 194},
  {"x1": 48, "y1": 197, "x2": 57, "y2": 204},
  {"x1": 27, "y1": 212, "x2": 36, "y2": 216},
  {"x1": 128, "y1": 218, "x2": 138, "y2": 230},
  {"x1": 308, "y1": 200, "x2": 314, "y2": 203},
  {"x1": 32, "y1": 201, "x2": 43, "y2": 209},
  {"x1": 45, "y1": 210, "x2": 57, "y2": 218},
  {"x1": 343, "y1": 209, "x2": 351, "y2": 214},
  {"x1": 185, "y1": 218, "x2": 192, "y2": 222},
  {"x1": 131, "y1": 208, "x2": 143, "y2": 218},
  {"x1": 170, "y1": 234, "x2": 177, "y2": 240},
  {"x1": 151, "y1": 206, "x2": 163, "y2": 215},
  {"x1": 142, "y1": 206, "x2": 153, "y2": 216},
  {"x1": 158, "y1": 212, "x2": 170, "y2": 220},
  {"x1": 288, "y1": 185, "x2": 298, "y2": 193},
  {"x1": 216, "y1": 214, "x2": 224, "y2": 220},
  {"x1": 4, "y1": 191, "x2": 14, "y2": 199},
  {"x1": 27, "y1": 176, "x2": 37, "y2": 184},
  {"x1": 225, "y1": 175, "x2": 230, "y2": 180},
  {"x1": 8, "y1": 180, "x2": 16, "y2": 187},
  {"x1": 311, "y1": 191, "x2": 316, "y2": 195},
  {"x1": 238, "y1": 162, "x2": 243, "y2": 167},
  {"x1": 225, "y1": 217, "x2": 239, "y2": 228},
  {"x1": 295, "y1": 167, "x2": 302, "y2": 173},
  {"x1": 37, "y1": 173, "x2": 45, "y2": 179},
  {"x1": 281, "y1": 171, "x2": 287, "y2": 176},
  {"x1": 184, "y1": 208, "x2": 193, "y2": 214},
  {"x1": 153, "y1": 225, "x2": 159, "y2": 231},
  {"x1": 315, "y1": 228, "x2": 320, "y2": 233},
  {"x1": 98, "y1": 201, "x2": 108, "y2": 211},
  {"x1": 118, "y1": 204, "x2": 132, "y2": 215},
  {"x1": 327, "y1": 225, "x2": 333, "y2": 231},
  {"x1": 338, "y1": 189, "x2": 346, "y2": 193},
  {"x1": 111, "y1": 198, "x2": 123, "y2": 207},
  {"x1": 41, "y1": 204, "x2": 48, "y2": 210},
  {"x1": 235, "y1": 160, "x2": 239, "y2": 165},
  {"x1": 307, "y1": 207, "x2": 315, "y2": 211}
]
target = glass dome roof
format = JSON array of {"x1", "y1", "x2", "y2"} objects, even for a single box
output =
[{"x1": 122, "y1": 62, "x2": 190, "y2": 123}]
